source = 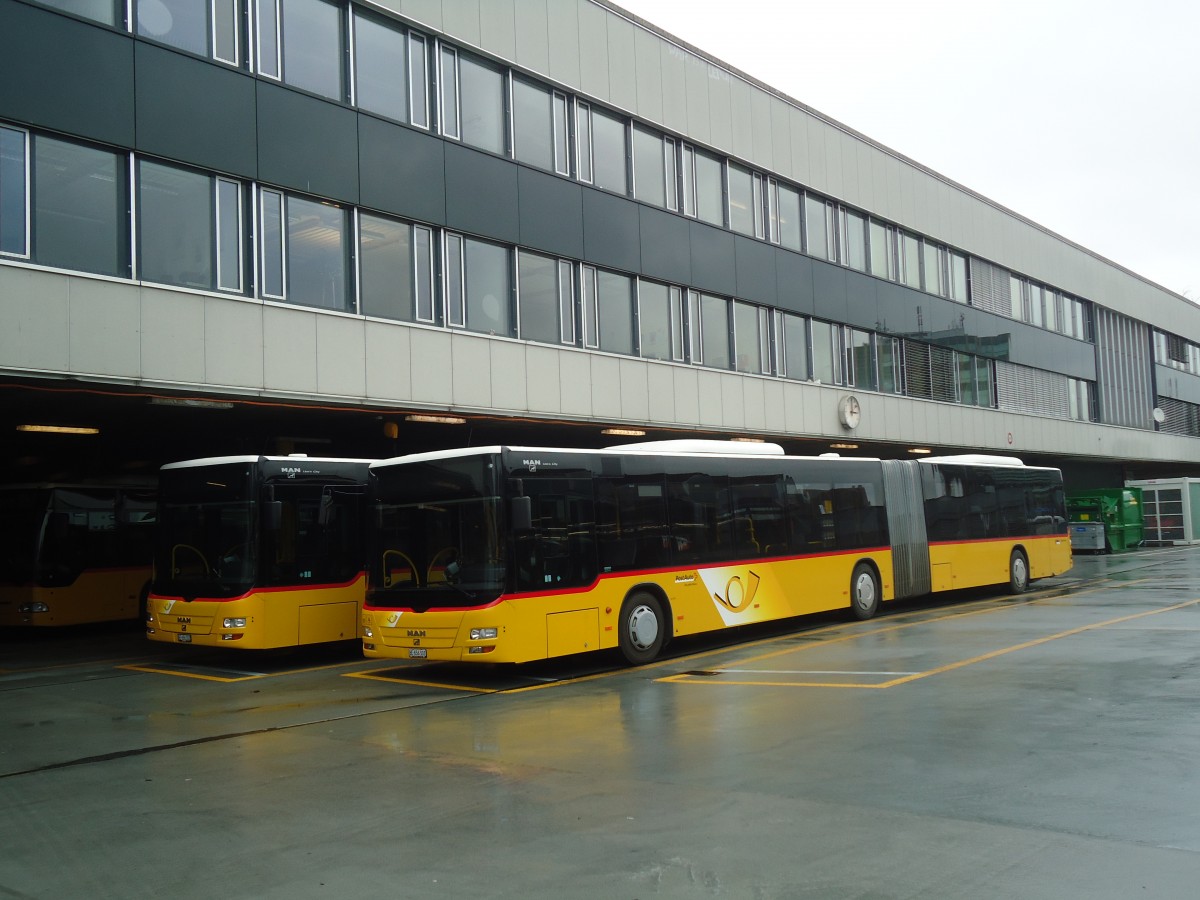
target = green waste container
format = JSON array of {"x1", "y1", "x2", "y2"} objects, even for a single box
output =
[{"x1": 1066, "y1": 488, "x2": 1144, "y2": 553}]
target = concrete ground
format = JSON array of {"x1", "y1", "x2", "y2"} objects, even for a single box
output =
[{"x1": 2, "y1": 547, "x2": 1199, "y2": 899}]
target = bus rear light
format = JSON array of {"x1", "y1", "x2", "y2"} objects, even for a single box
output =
[
  {"x1": 223, "y1": 617, "x2": 247, "y2": 628},
  {"x1": 470, "y1": 627, "x2": 498, "y2": 640},
  {"x1": 18, "y1": 602, "x2": 49, "y2": 613},
  {"x1": 468, "y1": 645, "x2": 495, "y2": 654}
]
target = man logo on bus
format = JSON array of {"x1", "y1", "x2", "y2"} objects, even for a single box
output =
[{"x1": 713, "y1": 570, "x2": 761, "y2": 612}]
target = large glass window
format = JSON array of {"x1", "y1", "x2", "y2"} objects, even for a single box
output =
[
  {"x1": 633, "y1": 125, "x2": 668, "y2": 209},
  {"x1": 458, "y1": 53, "x2": 506, "y2": 155},
  {"x1": 846, "y1": 328, "x2": 874, "y2": 390},
  {"x1": 136, "y1": 0, "x2": 239, "y2": 64},
  {"x1": 0, "y1": 126, "x2": 29, "y2": 258},
  {"x1": 359, "y1": 214, "x2": 434, "y2": 323},
  {"x1": 596, "y1": 268, "x2": 634, "y2": 355},
  {"x1": 878, "y1": 336, "x2": 901, "y2": 394},
  {"x1": 804, "y1": 194, "x2": 830, "y2": 260},
  {"x1": 949, "y1": 251, "x2": 968, "y2": 302},
  {"x1": 727, "y1": 163, "x2": 757, "y2": 237},
  {"x1": 518, "y1": 250, "x2": 573, "y2": 345},
  {"x1": 33, "y1": 135, "x2": 128, "y2": 277},
  {"x1": 590, "y1": 107, "x2": 628, "y2": 195},
  {"x1": 899, "y1": 231, "x2": 921, "y2": 289},
  {"x1": 734, "y1": 301, "x2": 769, "y2": 374},
  {"x1": 1028, "y1": 282, "x2": 1044, "y2": 327},
  {"x1": 698, "y1": 293, "x2": 730, "y2": 369},
  {"x1": 259, "y1": 190, "x2": 349, "y2": 310},
  {"x1": 776, "y1": 183, "x2": 801, "y2": 252},
  {"x1": 843, "y1": 209, "x2": 866, "y2": 271},
  {"x1": 922, "y1": 241, "x2": 943, "y2": 296},
  {"x1": 37, "y1": 0, "x2": 120, "y2": 26},
  {"x1": 1009, "y1": 275, "x2": 1024, "y2": 320},
  {"x1": 138, "y1": 160, "x2": 242, "y2": 293},
  {"x1": 261, "y1": 0, "x2": 345, "y2": 101},
  {"x1": 811, "y1": 320, "x2": 840, "y2": 384},
  {"x1": 639, "y1": 280, "x2": 683, "y2": 362},
  {"x1": 408, "y1": 34, "x2": 429, "y2": 128},
  {"x1": 461, "y1": 237, "x2": 511, "y2": 335},
  {"x1": 353, "y1": 11, "x2": 407, "y2": 122},
  {"x1": 779, "y1": 312, "x2": 808, "y2": 381},
  {"x1": 694, "y1": 148, "x2": 724, "y2": 226},
  {"x1": 869, "y1": 219, "x2": 893, "y2": 279},
  {"x1": 513, "y1": 79, "x2": 568, "y2": 175}
]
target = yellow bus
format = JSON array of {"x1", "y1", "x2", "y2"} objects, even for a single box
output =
[
  {"x1": 0, "y1": 483, "x2": 156, "y2": 627},
  {"x1": 145, "y1": 456, "x2": 372, "y2": 649},
  {"x1": 361, "y1": 441, "x2": 1072, "y2": 666}
]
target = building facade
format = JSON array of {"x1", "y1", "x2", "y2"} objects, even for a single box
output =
[{"x1": 2, "y1": 0, "x2": 1199, "y2": 483}]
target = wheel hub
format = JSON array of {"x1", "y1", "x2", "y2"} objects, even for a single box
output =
[{"x1": 628, "y1": 605, "x2": 659, "y2": 649}]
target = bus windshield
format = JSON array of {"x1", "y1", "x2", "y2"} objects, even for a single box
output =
[
  {"x1": 371, "y1": 455, "x2": 504, "y2": 608},
  {"x1": 154, "y1": 463, "x2": 257, "y2": 600}
]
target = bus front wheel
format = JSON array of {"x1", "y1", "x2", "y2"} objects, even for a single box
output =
[
  {"x1": 618, "y1": 592, "x2": 665, "y2": 665},
  {"x1": 1009, "y1": 550, "x2": 1030, "y2": 594},
  {"x1": 850, "y1": 563, "x2": 880, "y2": 620}
]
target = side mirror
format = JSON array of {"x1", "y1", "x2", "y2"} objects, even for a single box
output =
[
  {"x1": 511, "y1": 496, "x2": 532, "y2": 532},
  {"x1": 317, "y1": 494, "x2": 334, "y2": 526}
]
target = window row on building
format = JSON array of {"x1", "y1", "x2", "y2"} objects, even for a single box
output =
[
  {"x1": 0, "y1": 124, "x2": 1028, "y2": 415},
  {"x1": 23, "y1": 0, "x2": 1098, "y2": 344},
  {"x1": 1154, "y1": 329, "x2": 1200, "y2": 376}
]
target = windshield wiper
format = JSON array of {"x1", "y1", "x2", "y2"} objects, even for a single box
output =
[{"x1": 440, "y1": 560, "x2": 477, "y2": 600}]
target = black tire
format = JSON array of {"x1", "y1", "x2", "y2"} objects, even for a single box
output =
[
  {"x1": 618, "y1": 592, "x2": 665, "y2": 665},
  {"x1": 849, "y1": 562, "x2": 880, "y2": 621},
  {"x1": 1009, "y1": 549, "x2": 1030, "y2": 594}
]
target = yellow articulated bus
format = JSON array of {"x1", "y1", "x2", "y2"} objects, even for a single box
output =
[
  {"x1": 0, "y1": 483, "x2": 156, "y2": 627},
  {"x1": 145, "y1": 456, "x2": 372, "y2": 649},
  {"x1": 361, "y1": 441, "x2": 1072, "y2": 666}
]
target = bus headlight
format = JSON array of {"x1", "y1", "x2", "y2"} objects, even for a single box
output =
[
  {"x1": 223, "y1": 617, "x2": 247, "y2": 628},
  {"x1": 363, "y1": 624, "x2": 374, "y2": 638},
  {"x1": 470, "y1": 627, "x2": 498, "y2": 640},
  {"x1": 18, "y1": 602, "x2": 49, "y2": 613}
]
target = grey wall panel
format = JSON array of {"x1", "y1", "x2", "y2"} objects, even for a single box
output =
[
  {"x1": 359, "y1": 116, "x2": 446, "y2": 225},
  {"x1": 546, "y1": 0, "x2": 580, "y2": 89},
  {"x1": 441, "y1": 0, "x2": 481, "y2": 47},
  {"x1": 479, "y1": 0, "x2": 517, "y2": 61},
  {"x1": 733, "y1": 236, "x2": 777, "y2": 307},
  {"x1": 204, "y1": 298, "x2": 264, "y2": 389},
  {"x1": 729, "y1": 78, "x2": 753, "y2": 162},
  {"x1": 525, "y1": 344, "x2": 562, "y2": 413},
  {"x1": 707, "y1": 63, "x2": 733, "y2": 154},
  {"x1": 633, "y1": 24, "x2": 664, "y2": 124},
  {"x1": 775, "y1": 251, "x2": 815, "y2": 316},
  {"x1": 364, "y1": 321, "x2": 412, "y2": 402},
  {"x1": 0, "y1": 267, "x2": 70, "y2": 373},
  {"x1": 581, "y1": 189, "x2": 640, "y2": 273},
  {"x1": 513, "y1": 0, "x2": 550, "y2": 74},
  {"x1": 141, "y1": 288, "x2": 206, "y2": 385},
  {"x1": 619, "y1": 359, "x2": 650, "y2": 421},
  {"x1": 134, "y1": 44, "x2": 256, "y2": 178},
  {"x1": 517, "y1": 167, "x2": 584, "y2": 259},
  {"x1": 638, "y1": 207, "x2": 690, "y2": 285},
  {"x1": 69, "y1": 280, "x2": 140, "y2": 378},
  {"x1": 683, "y1": 51, "x2": 710, "y2": 145},
  {"x1": 0, "y1": 2, "x2": 134, "y2": 147},
  {"x1": 688, "y1": 221, "x2": 736, "y2": 297},
  {"x1": 607, "y1": 14, "x2": 638, "y2": 112},
  {"x1": 839, "y1": 271, "x2": 881, "y2": 334},
  {"x1": 491, "y1": 340, "x2": 527, "y2": 411},
  {"x1": 770, "y1": 97, "x2": 793, "y2": 184},
  {"x1": 811, "y1": 261, "x2": 849, "y2": 325},
  {"x1": 398, "y1": 0, "x2": 442, "y2": 30},
  {"x1": 659, "y1": 42, "x2": 688, "y2": 135},
  {"x1": 445, "y1": 143, "x2": 519, "y2": 243},
  {"x1": 577, "y1": 1, "x2": 609, "y2": 101},
  {"x1": 316, "y1": 316, "x2": 367, "y2": 398},
  {"x1": 263, "y1": 306, "x2": 317, "y2": 393},
  {"x1": 257, "y1": 83, "x2": 359, "y2": 204},
  {"x1": 750, "y1": 88, "x2": 773, "y2": 172}
]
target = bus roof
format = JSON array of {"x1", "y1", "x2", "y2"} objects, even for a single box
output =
[{"x1": 161, "y1": 455, "x2": 375, "y2": 471}]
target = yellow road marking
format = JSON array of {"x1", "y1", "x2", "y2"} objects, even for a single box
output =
[
  {"x1": 344, "y1": 669, "x2": 496, "y2": 693},
  {"x1": 661, "y1": 579, "x2": 1168, "y2": 688}
]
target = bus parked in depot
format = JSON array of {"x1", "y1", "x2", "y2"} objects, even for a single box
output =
[
  {"x1": 0, "y1": 483, "x2": 156, "y2": 627},
  {"x1": 145, "y1": 456, "x2": 372, "y2": 649},
  {"x1": 361, "y1": 441, "x2": 1071, "y2": 666}
]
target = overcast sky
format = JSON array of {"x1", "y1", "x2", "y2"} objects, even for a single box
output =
[{"x1": 615, "y1": 0, "x2": 1200, "y2": 301}]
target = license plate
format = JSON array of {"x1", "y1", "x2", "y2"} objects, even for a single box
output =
[
  {"x1": 409, "y1": 648, "x2": 427, "y2": 659},
  {"x1": 177, "y1": 633, "x2": 192, "y2": 643}
]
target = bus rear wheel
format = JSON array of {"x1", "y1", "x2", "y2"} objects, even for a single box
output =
[
  {"x1": 618, "y1": 592, "x2": 665, "y2": 665},
  {"x1": 850, "y1": 562, "x2": 880, "y2": 620},
  {"x1": 1009, "y1": 549, "x2": 1030, "y2": 594}
]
